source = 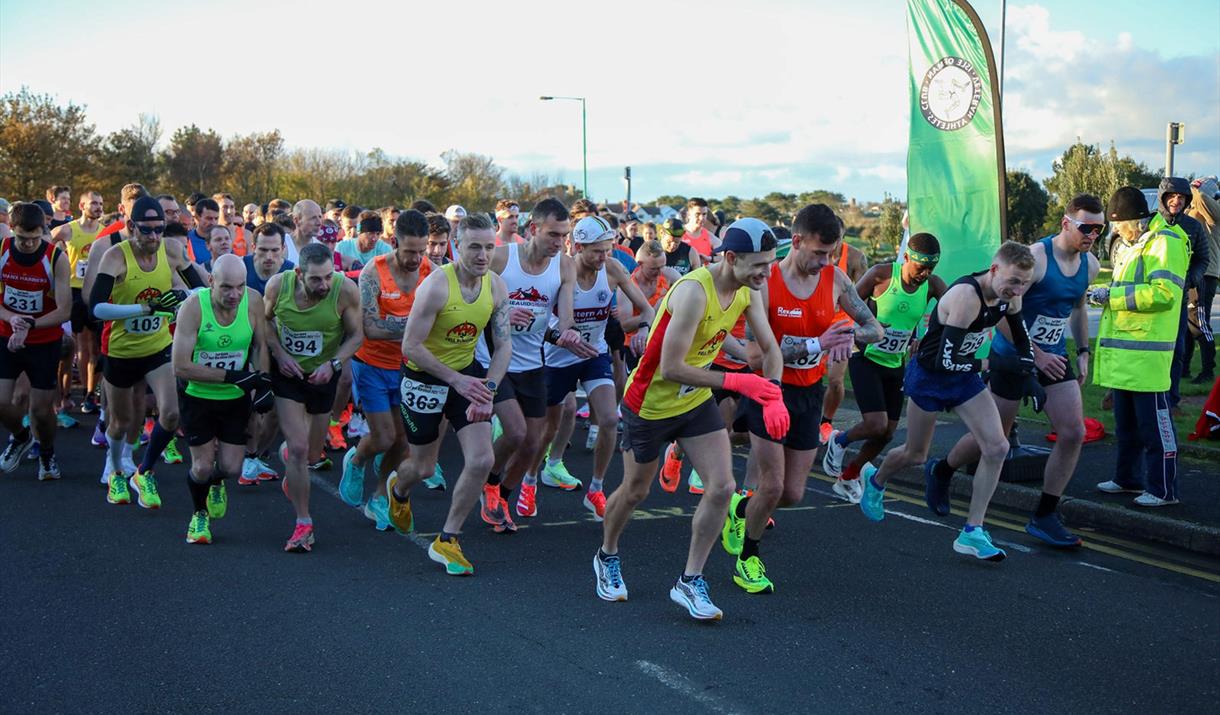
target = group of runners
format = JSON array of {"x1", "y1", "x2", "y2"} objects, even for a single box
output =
[{"x1": 1, "y1": 186, "x2": 1115, "y2": 620}]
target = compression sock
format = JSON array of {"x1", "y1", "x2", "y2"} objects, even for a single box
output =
[
  {"x1": 523, "y1": 472, "x2": 538, "y2": 487},
  {"x1": 486, "y1": 471, "x2": 502, "y2": 486},
  {"x1": 933, "y1": 459, "x2": 956, "y2": 485},
  {"x1": 187, "y1": 474, "x2": 210, "y2": 512},
  {"x1": 1035, "y1": 492, "x2": 1061, "y2": 518},
  {"x1": 139, "y1": 422, "x2": 175, "y2": 473},
  {"x1": 741, "y1": 536, "x2": 761, "y2": 560}
]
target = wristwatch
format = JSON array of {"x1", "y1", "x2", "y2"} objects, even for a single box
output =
[
  {"x1": 330, "y1": 358, "x2": 342, "y2": 372},
  {"x1": 1076, "y1": 347, "x2": 1092, "y2": 357},
  {"x1": 484, "y1": 379, "x2": 499, "y2": 395}
]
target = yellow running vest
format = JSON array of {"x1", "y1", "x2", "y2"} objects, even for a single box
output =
[
  {"x1": 623, "y1": 267, "x2": 751, "y2": 419},
  {"x1": 407, "y1": 263, "x2": 493, "y2": 372},
  {"x1": 67, "y1": 219, "x2": 102, "y2": 289},
  {"x1": 104, "y1": 240, "x2": 173, "y2": 358}
]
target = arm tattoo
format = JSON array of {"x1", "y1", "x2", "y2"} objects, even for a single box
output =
[
  {"x1": 491, "y1": 301, "x2": 511, "y2": 342},
  {"x1": 779, "y1": 337, "x2": 807, "y2": 363},
  {"x1": 358, "y1": 270, "x2": 402, "y2": 337},
  {"x1": 841, "y1": 280, "x2": 884, "y2": 343}
]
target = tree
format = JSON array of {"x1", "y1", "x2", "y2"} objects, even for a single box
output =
[
  {"x1": 94, "y1": 114, "x2": 162, "y2": 202},
  {"x1": 875, "y1": 198, "x2": 905, "y2": 259},
  {"x1": 0, "y1": 88, "x2": 98, "y2": 199},
  {"x1": 738, "y1": 198, "x2": 780, "y2": 225},
  {"x1": 653, "y1": 194, "x2": 687, "y2": 209},
  {"x1": 798, "y1": 190, "x2": 847, "y2": 210},
  {"x1": 275, "y1": 148, "x2": 361, "y2": 204},
  {"x1": 1042, "y1": 140, "x2": 1160, "y2": 233},
  {"x1": 441, "y1": 150, "x2": 504, "y2": 212},
  {"x1": 1005, "y1": 169, "x2": 1049, "y2": 244},
  {"x1": 162, "y1": 124, "x2": 223, "y2": 198},
  {"x1": 220, "y1": 130, "x2": 284, "y2": 205}
]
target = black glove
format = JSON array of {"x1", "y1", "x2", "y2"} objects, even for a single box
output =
[
  {"x1": 224, "y1": 369, "x2": 272, "y2": 393},
  {"x1": 148, "y1": 289, "x2": 188, "y2": 313},
  {"x1": 252, "y1": 387, "x2": 274, "y2": 413},
  {"x1": 1017, "y1": 353, "x2": 1037, "y2": 376},
  {"x1": 1021, "y1": 372, "x2": 1047, "y2": 413}
]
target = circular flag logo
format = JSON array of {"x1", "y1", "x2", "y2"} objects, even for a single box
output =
[{"x1": 919, "y1": 56, "x2": 983, "y2": 131}]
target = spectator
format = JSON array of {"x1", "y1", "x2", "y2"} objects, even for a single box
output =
[{"x1": 1185, "y1": 177, "x2": 1219, "y2": 385}]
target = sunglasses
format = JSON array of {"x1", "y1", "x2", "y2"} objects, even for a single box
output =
[
  {"x1": 1066, "y1": 217, "x2": 1105, "y2": 237},
  {"x1": 133, "y1": 223, "x2": 164, "y2": 235}
]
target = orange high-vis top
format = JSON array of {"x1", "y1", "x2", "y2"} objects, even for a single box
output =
[
  {"x1": 765, "y1": 263, "x2": 837, "y2": 386},
  {"x1": 355, "y1": 255, "x2": 432, "y2": 369}
]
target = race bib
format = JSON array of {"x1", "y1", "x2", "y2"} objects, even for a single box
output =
[
  {"x1": 677, "y1": 382, "x2": 702, "y2": 397},
  {"x1": 196, "y1": 349, "x2": 245, "y2": 371},
  {"x1": 75, "y1": 260, "x2": 89, "y2": 280},
  {"x1": 960, "y1": 330, "x2": 987, "y2": 356},
  {"x1": 3, "y1": 286, "x2": 43, "y2": 314},
  {"x1": 511, "y1": 304, "x2": 550, "y2": 335},
  {"x1": 1029, "y1": 315, "x2": 1068, "y2": 346},
  {"x1": 123, "y1": 314, "x2": 163, "y2": 334},
  {"x1": 400, "y1": 376, "x2": 448, "y2": 414},
  {"x1": 875, "y1": 327, "x2": 913, "y2": 354},
  {"x1": 780, "y1": 335, "x2": 824, "y2": 370},
  {"x1": 281, "y1": 327, "x2": 323, "y2": 357},
  {"x1": 575, "y1": 321, "x2": 606, "y2": 348}
]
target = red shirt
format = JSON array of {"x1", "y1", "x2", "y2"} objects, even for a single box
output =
[
  {"x1": 0, "y1": 238, "x2": 63, "y2": 345},
  {"x1": 765, "y1": 264, "x2": 836, "y2": 386}
]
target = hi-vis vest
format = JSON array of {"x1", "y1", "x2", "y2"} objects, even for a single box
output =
[{"x1": 1095, "y1": 218, "x2": 1189, "y2": 393}]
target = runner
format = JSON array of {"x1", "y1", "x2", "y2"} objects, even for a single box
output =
[
  {"x1": 425, "y1": 213, "x2": 452, "y2": 266},
  {"x1": 171, "y1": 254, "x2": 272, "y2": 544},
  {"x1": 858, "y1": 241, "x2": 1036, "y2": 562},
  {"x1": 50, "y1": 189, "x2": 105, "y2": 414},
  {"x1": 214, "y1": 193, "x2": 247, "y2": 256},
  {"x1": 928, "y1": 196, "x2": 1102, "y2": 546},
  {"x1": 538, "y1": 216, "x2": 654, "y2": 522},
  {"x1": 47, "y1": 186, "x2": 72, "y2": 229},
  {"x1": 89, "y1": 195, "x2": 206, "y2": 507},
  {"x1": 264, "y1": 242, "x2": 363, "y2": 552},
  {"x1": 340, "y1": 209, "x2": 432, "y2": 529},
  {"x1": 721, "y1": 204, "x2": 884, "y2": 593},
  {"x1": 476, "y1": 198, "x2": 589, "y2": 528},
  {"x1": 618, "y1": 240, "x2": 680, "y2": 373},
  {"x1": 682, "y1": 198, "x2": 719, "y2": 261},
  {"x1": 659, "y1": 218, "x2": 701, "y2": 275},
  {"x1": 494, "y1": 199, "x2": 524, "y2": 246},
  {"x1": 823, "y1": 232, "x2": 947, "y2": 502},
  {"x1": 0, "y1": 202, "x2": 72, "y2": 480},
  {"x1": 818, "y1": 228, "x2": 869, "y2": 444},
  {"x1": 595, "y1": 218, "x2": 788, "y2": 620},
  {"x1": 387, "y1": 212, "x2": 511, "y2": 575}
]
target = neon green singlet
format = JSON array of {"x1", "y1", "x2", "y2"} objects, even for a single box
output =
[{"x1": 187, "y1": 289, "x2": 253, "y2": 400}]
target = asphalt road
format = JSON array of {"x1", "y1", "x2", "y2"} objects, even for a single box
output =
[{"x1": 3, "y1": 415, "x2": 1218, "y2": 714}]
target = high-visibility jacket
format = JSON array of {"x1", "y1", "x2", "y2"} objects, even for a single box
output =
[{"x1": 1095, "y1": 221, "x2": 1189, "y2": 392}]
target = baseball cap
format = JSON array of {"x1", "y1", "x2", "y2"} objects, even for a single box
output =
[
  {"x1": 620, "y1": 211, "x2": 639, "y2": 225},
  {"x1": 445, "y1": 205, "x2": 467, "y2": 221},
  {"x1": 0, "y1": 198, "x2": 10, "y2": 213},
  {"x1": 130, "y1": 195, "x2": 166, "y2": 222},
  {"x1": 32, "y1": 199, "x2": 54, "y2": 217},
  {"x1": 715, "y1": 218, "x2": 776, "y2": 254},
  {"x1": 325, "y1": 199, "x2": 347, "y2": 213},
  {"x1": 659, "y1": 217, "x2": 685, "y2": 237},
  {"x1": 572, "y1": 216, "x2": 616, "y2": 244}
]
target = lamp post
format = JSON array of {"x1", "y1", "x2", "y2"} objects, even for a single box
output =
[{"x1": 540, "y1": 95, "x2": 587, "y2": 199}]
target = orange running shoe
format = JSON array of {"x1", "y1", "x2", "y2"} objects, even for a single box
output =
[
  {"x1": 659, "y1": 443, "x2": 681, "y2": 493},
  {"x1": 583, "y1": 490, "x2": 606, "y2": 521},
  {"x1": 480, "y1": 483, "x2": 506, "y2": 525},
  {"x1": 819, "y1": 421, "x2": 833, "y2": 445},
  {"x1": 326, "y1": 421, "x2": 348, "y2": 451},
  {"x1": 516, "y1": 483, "x2": 537, "y2": 517}
]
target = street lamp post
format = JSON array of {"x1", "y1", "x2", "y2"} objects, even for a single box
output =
[{"x1": 540, "y1": 95, "x2": 587, "y2": 199}]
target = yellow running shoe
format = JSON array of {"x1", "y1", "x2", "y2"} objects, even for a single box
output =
[
  {"x1": 387, "y1": 474, "x2": 413, "y2": 534},
  {"x1": 207, "y1": 482, "x2": 227, "y2": 519},
  {"x1": 733, "y1": 555, "x2": 775, "y2": 594},
  {"x1": 186, "y1": 511, "x2": 212, "y2": 544},
  {"x1": 428, "y1": 536, "x2": 473, "y2": 576},
  {"x1": 107, "y1": 473, "x2": 131, "y2": 505},
  {"x1": 129, "y1": 471, "x2": 162, "y2": 510}
]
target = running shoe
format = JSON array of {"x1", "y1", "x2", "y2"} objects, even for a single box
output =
[
  {"x1": 953, "y1": 527, "x2": 1006, "y2": 562},
  {"x1": 82, "y1": 394, "x2": 100, "y2": 415},
  {"x1": 721, "y1": 491, "x2": 745, "y2": 555},
  {"x1": 1133, "y1": 492, "x2": 1180, "y2": 507},
  {"x1": 832, "y1": 477, "x2": 863, "y2": 504},
  {"x1": 255, "y1": 458, "x2": 279, "y2": 481},
  {"x1": 207, "y1": 482, "x2": 227, "y2": 519},
  {"x1": 91, "y1": 423, "x2": 108, "y2": 448},
  {"x1": 309, "y1": 455, "x2": 332, "y2": 471},
  {"x1": 491, "y1": 415, "x2": 503, "y2": 443},
  {"x1": 480, "y1": 483, "x2": 507, "y2": 525},
  {"x1": 593, "y1": 550, "x2": 628, "y2": 602},
  {"x1": 924, "y1": 458, "x2": 951, "y2": 516},
  {"x1": 284, "y1": 523, "x2": 315, "y2": 553},
  {"x1": 576, "y1": 403, "x2": 590, "y2": 420},
  {"x1": 669, "y1": 575, "x2": 722, "y2": 621},
  {"x1": 363, "y1": 495, "x2": 392, "y2": 531},
  {"x1": 339, "y1": 447, "x2": 365, "y2": 507},
  {"x1": 100, "y1": 459, "x2": 116, "y2": 485},
  {"x1": 161, "y1": 437, "x2": 183, "y2": 465},
  {"x1": 516, "y1": 483, "x2": 538, "y2": 517},
  {"x1": 494, "y1": 508, "x2": 517, "y2": 535},
  {"x1": 107, "y1": 473, "x2": 131, "y2": 505},
  {"x1": 27, "y1": 442, "x2": 39, "y2": 461},
  {"x1": 822, "y1": 430, "x2": 846, "y2": 477},
  {"x1": 860, "y1": 475, "x2": 885, "y2": 522},
  {"x1": 141, "y1": 418, "x2": 153, "y2": 445},
  {"x1": 0, "y1": 434, "x2": 34, "y2": 472},
  {"x1": 733, "y1": 555, "x2": 775, "y2": 594},
  {"x1": 38, "y1": 455, "x2": 62, "y2": 481},
  {"x1": 583, "y1": 490, "x2": 606, "y2": 521},
  {"x1": 659, "y1": 443, "x2": 681, "y2": 493},
  {"x1": 56, "y1": 412, "x2": 79, "y2": 429},
  {"x1": 1096, "y1": 480, "x2": 1143, "y2": 494},
  {"x1": 423, "y1": 463, "x2": 446, "y2": 491},
  {"x1": 238, "y1": 458, "x2": 262, "y2": 486},
  {"x1": 129, "y1": 471, "x2": 162, "y2": 509},
  {"x1": 540, "y1": 461, "x2": 581, "y2": 490},
  {"x1": 428, "y1": 536, "x2": 473, "y2": 576},
  {"x1": 1025, "y1": 512, "x2": 1082, "y2": 548},
  {"x1": 585, "y1": 424, "x2": 599, "y2": 451},
  {"x1": 687, "y1": 470, "x2": 704, "y2": 495},
  {"x1": 346, "y1": 412, "x2": 370, "y2": 439},
  {"x1": 186, "y1": 511, "x2": 211, "y2": 544},
  {"x1": 819, "y1": 421, "x2": 833, "y2": 445},
  {"x1": 326, "y1": 421, "x2": 347, "y2": 451},
  {"x1": 386, "y1": 475, "x2": 413, "y2": 534},
  {"x1": 861, "y1": 463, "x2": 879, "y2": 482}
]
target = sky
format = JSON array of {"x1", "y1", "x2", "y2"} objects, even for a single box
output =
[{"x1": 1, "y1": 0, "x2": 1217, "y2": 204}]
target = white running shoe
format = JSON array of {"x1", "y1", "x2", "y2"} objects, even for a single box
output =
[
  {"x1": 832, "y1": 477, "x2": 864, "y2": 504},
  {"x1": 1133, "y1": 492, "x2": 1179, "y2": 507},
  {"x1": 1097, "y1": 480, "x2": 1143, "y2": 494},
  {"x1": 822, "y1": 430, "x2": 846, "y2": 477},
  {"x1": 593, "y1": 551, "x2": 628, "y2": 602},
  {"x1": 669, "y1": 575, "x2": 723, "y2": 621},
  {"x1": 347, "y1": 412, "x2": 370, "y2": 439}
]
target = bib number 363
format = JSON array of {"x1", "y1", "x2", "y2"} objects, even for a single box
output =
[{"x1": 400, "y1": 377, "x2": 448, "y2": 414}]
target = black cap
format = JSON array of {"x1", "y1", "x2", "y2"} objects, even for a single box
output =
[
  {"x1": 130, "y1": 195, "x2": 166, "y2": 222},
  {"x1": 660, "y1": 217, "x2": 685, "y2": 237},
  {"x1": 32, "y1": 199, "x2": 54, "y2": 217},
  {"x1": 325, "y1": 199, "x2": 347, "y2": 212},
  {"x1": 1107, "y1": 187, "x2": 1152, "y2": 222}
]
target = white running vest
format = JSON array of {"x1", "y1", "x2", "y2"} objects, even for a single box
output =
[
  {"x1": 545, "y1": 265, "x2": 611, "y2": 368},
  {"x1": 476, "y1": 242, "x2": 562, "y2": 372}
]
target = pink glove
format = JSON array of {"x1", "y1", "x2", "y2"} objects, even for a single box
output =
[
  {"x1": 722, "y1": 372, "x2": 782, "y2": 404},
  {"x1": 761, "y1": 398, "x2": 790, "y2": 441}
]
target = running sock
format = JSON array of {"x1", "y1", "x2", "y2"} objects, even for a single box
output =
[
  {"x1": 523, "y1": 472, "x2": 538, "y2": 487},
  {"x1": 933, "y1": 459, "x2": 955, "y2": 485},
  {"x1": 589, "y1": 476, "x2": 604, "y2": 493},
  {"x1": 834, "y1": 431, "x2": 851, "y2": 447},
  {"x1": 106, "y1": 440, "x2": 123, "y2": 476},
  {"x1": 741, "y1": 536, "x2": 761, "y2": 560},
  {"x1": 187, "y1": 474, "x2": 209, "y2": 512},
  {"x1": 842, "y1": 462, "x2": 862, "y2": 480},
  {"x1": 964, "y1": 523, "x2": 979, "y2": 533},
  {"x1": 440, "y1": 530, "x2": 457, "y2": 542},
  {"x1": 598, "y1": 548, "x2": 617, "y2": 561},
  {"x1": 12, "y1": 427, "x2": 31, "y2": 444},
  {"x1": 820, "y1": 417, "x2": 832, "y2": 426},
  {"x1": 39, "y1": 445, "x2": 54, "y2": 465},
  {"x1": 735, "y1": 495, "x2": 750, "y2": 518},
  {"x1": 139, "y1": 422, "x2": 175, "y2": 473},
  {"x1": 547, "y1": 457, "x2": 561, "y2": 468},
  {"x1": 869, "y1": 474, "x2": 883, "y2": 492},
  {"x1": 499, "y1": 484, "x2": 512, "y2": 501},
  {"x1": 486, "y1": 471, "x2": 502, "y2": 486},
  {"x1": 1035, "y1": 492, "x2": 1060, "y2": 518},
  {"x1": 680, "y1": 573, "x2": 699, "y2": 583},
  {"x1": 296, "y1": 517, "x2": 313, "y2": 527}
]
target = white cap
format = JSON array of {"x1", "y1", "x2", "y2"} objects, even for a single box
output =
[
  {"x1": 572, "y1": 216, "x2": 616, "y2": 244},
  {"x1": 444, "y1": 204, "x2": 467, "y2": 220}
]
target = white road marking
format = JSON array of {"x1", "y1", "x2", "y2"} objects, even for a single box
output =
[
  {"x1": 310, "y1": 473, "x2": 433, "y2": 550},
  {"x1": 1077, "y1": 561, "x2": 1117, "y2": 574},
  {"x1": 635, "y1": 660, "x2": 747, "y2": 715}
]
